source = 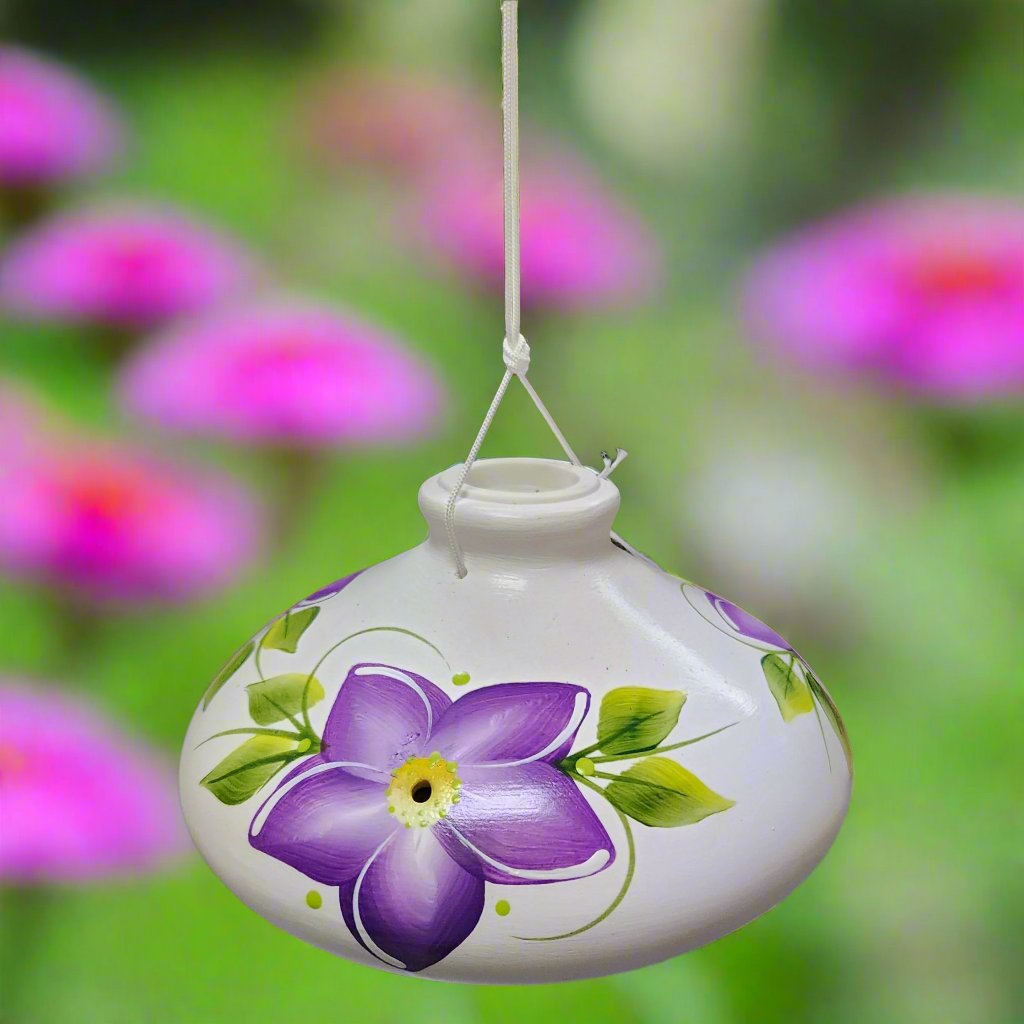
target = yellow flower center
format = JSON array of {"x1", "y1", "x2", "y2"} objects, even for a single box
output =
[{"x1": 386, "y1": 752, "x2": 461, "y2": 829}]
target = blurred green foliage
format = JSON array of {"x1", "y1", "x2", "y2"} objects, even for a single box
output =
[{"x1": 1, "y1": 2, "x2": 1022, "y2": 1022}]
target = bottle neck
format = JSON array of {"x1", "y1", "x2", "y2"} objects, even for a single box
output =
[{"x1": 418, "y1": 458, "x2": 621, "y2": 564}]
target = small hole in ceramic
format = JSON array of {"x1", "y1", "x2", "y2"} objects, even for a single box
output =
[{"x1": 411, "y1": 781, "x2": 432, "y2": 803}]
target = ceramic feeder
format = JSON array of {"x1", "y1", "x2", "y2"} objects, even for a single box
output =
[{"x1": 179, "y1": 457, "x2": 851, "y2": 982}]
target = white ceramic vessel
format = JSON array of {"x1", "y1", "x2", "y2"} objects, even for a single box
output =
[{"x1": 180, "y1": 458, "x2": 851, "y2": 983}]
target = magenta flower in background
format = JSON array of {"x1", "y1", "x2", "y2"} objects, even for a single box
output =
[
  {"x1": 0, "y1": 441, "x2": 262, "y2": 604},
  {"x1": 301, "y1": 68, "x2": 493, "y2": 181},
  {"x1": 117, "y1": 301, "x2": 442, "y2": 448},
  {"x1": 419, "y1": 156, "x2": 660, "y2": 310},
  {"x1": 0, "y1": 383, "x2": 38, "y2": 456},
  {"x1": 742, "y1": 194, "x2": 1024, "y2": 401},
  {"x1": 0, "y1": 47, "x2": 121, "y2": 188},
  {"x1": 0, "y1": 377, "x2": 63, "y2": 470},
  {"x1": 0, "y1": 680, "x2": 187, "y2": 883},
  {"x1": 0, "y1": 203, "x2": 255, "y2": 330}
]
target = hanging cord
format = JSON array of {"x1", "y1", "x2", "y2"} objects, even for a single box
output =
[
  {"x1": 444, "y1": 0, "x2": 586, "y2": 578},
  {"x1": 501, "y1": 0, "x2": 521, "y2": 353}
]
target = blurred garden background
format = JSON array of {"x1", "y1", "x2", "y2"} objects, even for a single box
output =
[{"x1": 0, "y1": 1, "x2": 1022, "y2": 1021}]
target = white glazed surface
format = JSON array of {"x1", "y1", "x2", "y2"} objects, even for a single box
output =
[{"x1": 180, "y1": 458, "x2": 851, "y2": 983}]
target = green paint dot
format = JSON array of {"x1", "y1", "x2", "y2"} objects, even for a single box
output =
[
  {"x1": 452, "y1": 672, "x2": 471, "y2": 686},
  {"x1": 495, "y1": 900, "x2": 511, "y2": 917},
  {"x1": 296, "y1": 738, "x2": 312, "y2": 753},
  {"x1": 576, "y1": 757, "x2": 596, "y2": 777},
  {"x1": 306, "y1": 891, "x2": 322, "y2": 910}
]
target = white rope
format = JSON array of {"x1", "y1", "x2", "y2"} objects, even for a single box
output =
[
  {"x1": 518, "y1": 374, "x2": 583, "y2": 466},
  {"x1": 501, "y1": 0, "x2": 521, "y2": 349},
  {"x1": 444, "y1": 0, "x2": 607, "y2": 578},
  {"x1": 442, "y1": 366, "x2": 515, "y2": 578}
]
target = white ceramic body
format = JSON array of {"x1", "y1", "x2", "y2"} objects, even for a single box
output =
[{"x1": 180, "y1": 458, "x2": 851, "y2": 983}]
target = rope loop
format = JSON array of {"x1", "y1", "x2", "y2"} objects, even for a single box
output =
[
  {"x1": 443, "y1": 0, "x2": 594, "y2": 579},
  {"x1": 502, "y1": 334, "x2": 531, "y2": 375}
]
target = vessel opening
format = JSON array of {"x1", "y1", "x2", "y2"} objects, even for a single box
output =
[{"x1": 464, "y1": 460, "x2": 581, "y2": 495}]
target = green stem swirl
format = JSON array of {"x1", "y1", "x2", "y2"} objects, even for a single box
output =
[
  {"x1": 515, "y1": 772, "x2": 636, "y2": 942},
  {"x1": 558, "y1": 721, "x2": 738, "y2": 772}
]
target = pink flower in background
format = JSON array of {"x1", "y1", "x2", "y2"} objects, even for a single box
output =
[
  {"x1": 118, "y1": 301, "x2": 443, "y2": 447},
  {"x1": 0, "y1": 203, "x2": 255, "y2": 329},
  {"x1": 0, "y1": 47, "x2": 122, "y2": 187},
  {"x1": 0, "y1": 441, "x2": 262, "y2": 603},
  {"x1": 742, "y1": 194, "x2": 1024, "y2": 401},
  {"x1": 0, "y1": 680, "x2": 187, "y2": 883},
  {"x1": 0, "y1": 378, "x2": 63, "y2": 470},
  {"x1": 420, "y1": 157, "x2": 660, "y2": 310},
  {"x1": 301, "y1": 68, "x2": 493, "y2": 180}
]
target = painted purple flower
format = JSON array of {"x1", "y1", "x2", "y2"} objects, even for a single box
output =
[
  {"x1": 249, "y1": 664, "x2": 614, "y2": 972},
  {"x1": 419, "y1": 156, "x2": 660, "y2": 310},
  {"x1": 0, "y1": 680, "x2": 188, "y2": 883},
  {"x1": 117, "y1": 301, "x2": 442, "y2": 447},
  {"x1": 301, "y1": 69, "x2": 492, "y2": 180},
  {"x1": 296, "y1": 569, "x2": 364, "y2": 607},
  {"x1": 682, "y1": 582, "x2": 789, "y2": 650},
  {"x1": 0, "y1": 47, "x2": 122, "y2": 188},
  {"x1": 680, "y1": 580, "x2": 850, "y2": 768},
  {"x1": 706, "y1": 591, "x2": 788, "y2": 648},
  {"x1": 0, "y1": 441, "x2": 262, "y2": 604},
  {"x1": 742, "y1": 194, "x2": 1024, "y2": 401},
  {"x1": 0, "y1": 203, "x2": 255, "y2": 329}
]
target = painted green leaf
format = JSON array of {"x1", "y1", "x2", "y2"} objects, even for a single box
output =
[
  {"x1": 761, "y1": 652, "x2": 814, "y2": 722},
  {"x1": 807, "y1": 671, "x2": 853, "y2": 769},
  {"x1": 597, "y1": 687, "x2": 687, "y2": 756},
  {"x1": 603, "y1": 756, "x2": 735, "y2": 827},
  {"x1": 199, "y1": 735, "x2": 298, "y2": 805},
  {"x1": 260, "y1": 607, "x2": 319, "y2": 654},
  {"x1": 202, "y1": 640, "x2": 254, "y2": 710},
  {"x1": 246, "y1": 674, "x2": 325, "y2": 726}
]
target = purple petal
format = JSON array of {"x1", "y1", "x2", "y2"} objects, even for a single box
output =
[
  {"x1": 297, "y1": 568, "x2": 364, "y2": 606},
  {"x1": 434, "y1": 763, "x2": 614, "y2": 885},
  {"x1": 249, "y1": 761, "x2": 395, "y2": 885},
  {"x1": 706, "y1": 591, "x2": 789, "y2": 649},
  {"x1": 429, "y1": 682, "x2": 589, "y2": 766},
  {"x1": 322, "y1": 663, "x2": 451, "y2": 771},
  {"x1": 340, "y1": 827, "x2": 484, "y2": 973}
]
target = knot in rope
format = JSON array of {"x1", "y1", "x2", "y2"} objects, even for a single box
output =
[{"x1": 502, "y1": 334, "x2": 531, "y2": 375}]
